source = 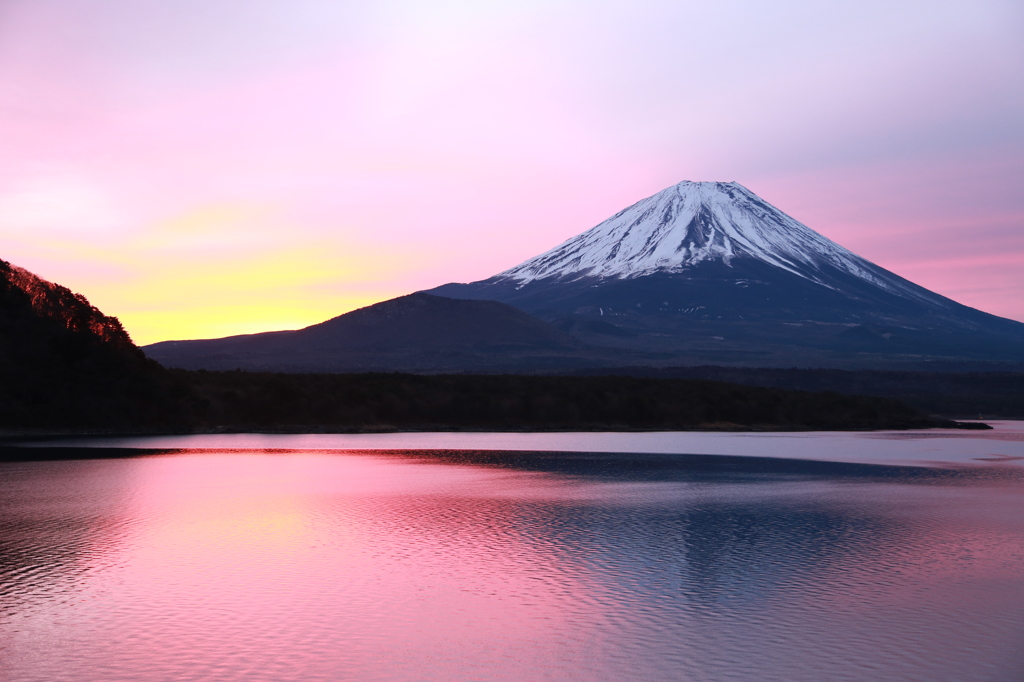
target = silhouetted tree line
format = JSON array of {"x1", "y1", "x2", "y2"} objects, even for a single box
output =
[
  {"x1": 0, "y1": 340, "x2": 974, "y2": 432},
  {"x1": 169, "y1": 370, "x2": 939, "y2": 432},
  {"x1": 569, "y1": 366, "x2": 1024, "y2": 419}
]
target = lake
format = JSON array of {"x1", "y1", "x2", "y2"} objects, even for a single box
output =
[{"x1": 2, "y1": 425, "x2": 1022, "y2": 681}]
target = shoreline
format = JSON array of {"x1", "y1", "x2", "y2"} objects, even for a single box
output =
[
  {"x1": 2, "y1": 422, "x2": 1019, "y2": 470},
  {"x1": 0, "y1": 419, "x2": 993, "y2": 442}
]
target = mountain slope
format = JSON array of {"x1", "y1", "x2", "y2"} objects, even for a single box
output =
[
  {"x1": 428, "y1": 181, "x2": 1024, "y2": 368},
  {"x1": 144, "y1": 293, "x2": 592, "y2": 372}
]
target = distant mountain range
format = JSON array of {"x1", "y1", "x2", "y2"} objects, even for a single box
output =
[{"x1": 144, "y1": 180, "x2": 1024, "y2": 372}]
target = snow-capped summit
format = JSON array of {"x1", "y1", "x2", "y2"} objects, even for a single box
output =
[
  {"x1": 426, "y1": 180, "x2": 1024, "y2": 367},
  {"x1": 499, "y1": 181, "x2": 904, "y2": 297}
]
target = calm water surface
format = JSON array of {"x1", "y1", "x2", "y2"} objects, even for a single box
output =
[{"x1": 2, "y1": 428, "x2": 1023, "y2": 681}]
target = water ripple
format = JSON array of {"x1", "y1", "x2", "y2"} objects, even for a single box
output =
[{"x1": 0, "y1": 449, "x2": 1021, "y2": 681}]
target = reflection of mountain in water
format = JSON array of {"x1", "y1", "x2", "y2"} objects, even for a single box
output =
[
  {"x1": 428, "y1": 451, "x2": 1022, "y2": 680},
  {"x1": 385, "y1": 448, "x2": 1019, "y2": 613}
]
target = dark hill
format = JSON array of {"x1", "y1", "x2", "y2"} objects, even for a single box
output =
[
  {"x1": 143, "y1": 293, "x2": 591, "y2": 373},
  {"x1": 4, "y1": 262, "x2": 136, "y2": 349},
  {"x1": 0, "y1": 260, "x2": 178, "y2": 429}
]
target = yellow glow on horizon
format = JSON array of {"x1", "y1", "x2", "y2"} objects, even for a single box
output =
[
  {"x1": 110, "y1": 242, "x2": 410, "y2": 344},
  {"x1": 120, "y1": 295, "x2": 394, "y2": 346},
  {"x1": 21, "y1": 203, "x2": 424, "y2": 346}
]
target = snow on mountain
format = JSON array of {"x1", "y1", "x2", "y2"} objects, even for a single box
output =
[
  {"x1": 422, "y1": 181, "x2": 1024, "y2": 367},
  {"x1": 498, "y1": 181, "x2": 919, "y2": 300}
]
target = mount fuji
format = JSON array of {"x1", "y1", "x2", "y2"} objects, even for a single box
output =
[{"x1": 428, "y1": 181, "x2": 1024, "y2": 368}]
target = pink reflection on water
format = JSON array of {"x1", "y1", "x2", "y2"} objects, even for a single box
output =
[
  {"x1": 78, "y1": 451, "x2": 615, "y2": 680},
  {"x1": 2, "y1": 449, "x2": 1022, "y2": 681}
]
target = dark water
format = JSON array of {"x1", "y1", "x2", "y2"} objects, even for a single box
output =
[{"x1": 1, "y1": 447, "x2": 1022, "y2": 681}]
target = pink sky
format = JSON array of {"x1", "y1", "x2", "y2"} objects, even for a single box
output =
[{"x1": 1, "y1": 0, "x2": 1021, "y2": 344}]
